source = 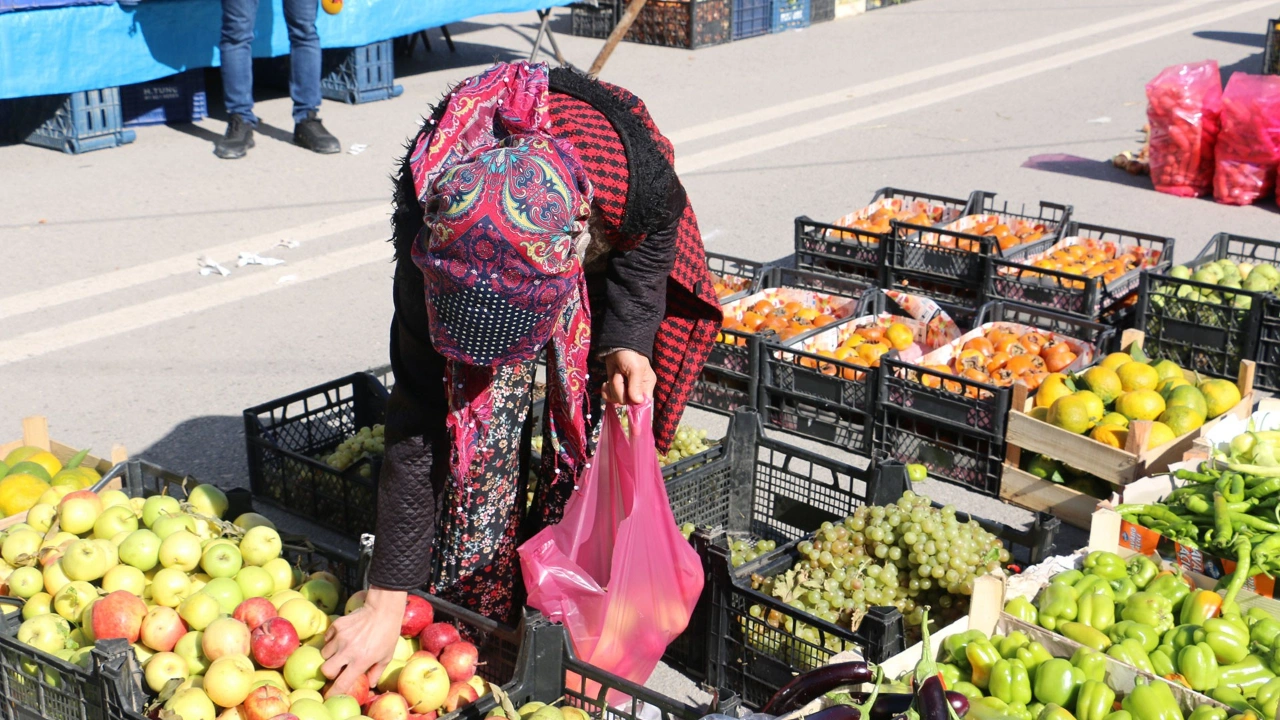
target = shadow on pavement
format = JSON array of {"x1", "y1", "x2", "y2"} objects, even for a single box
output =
[
  {"x1": 1220, "y1": 51, "x2": 1266, "y2": 85},
  {"x1": 135, "y1": 415, "x2": 249, "y2": 490},
  {"x1": 1021, "y1": 153, "x2": 1153, "y2": 189},
  {"x1": 1194, "y1": 30, "x2": 1266, "y2": 48}
]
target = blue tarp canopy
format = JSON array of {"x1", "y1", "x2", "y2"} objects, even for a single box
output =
[{"x1": 0, "y1": 0, "x2": 571, "y2": 99}]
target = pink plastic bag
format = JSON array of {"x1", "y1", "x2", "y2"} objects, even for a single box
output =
[
  {"x1": 518, "y1": 402, "x2": 703, "y2": 691},
  {"x1": 1146, "y1": 60, "x2": 1223, "y2": 197},
  {"x1": 1214, "y1": 73, "x2": 1280, "y2": 205}
]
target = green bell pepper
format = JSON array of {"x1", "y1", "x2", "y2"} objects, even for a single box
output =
[
  {"x1": 1052, "y1": 569, "x2": 1085, "y2": 586},
  {"x1": 998, "y1": 631, "x2": 1031, "y2": 659},
  {"x1": 1017, "y1": 642, "x2": 1054, "y2": 674},
  {"x1": 1246, "y1": 607, "x2": 1273, "y2": 628},
  {"x1": 1085, "y1": 551, "x2": 1129, "y2": 581},
  {"x1": 1063, "y1": 621, "x2": 1114, "y2": 651},
  {"x1": 1074, "y1": 575, "x2": 1117, "y2": 600},
  {"x1": 1110, "y1": 578, "x2": 1138, "y2": 605},
  {"x1": 1210, "y1": 686, "x2": 1251, "y2": 714},
  {"x1": 1027, "y1": 703, "x2": 1044, "y2": 720},
  {"x1": 953, "y1": 681, "x2": 984, "y2": 701},
  {"x1": 945, "y1": 628, "x2": 987, "y2": 668},
  {"x1": 1036, "y1": 705, "x2": 1076, "y2": 720},
  {"x1": 1006, "y1": 597, "x2": 1039, "y2": 625},
  {"x1": 1128, "y1": 555, "x2": 1159, "y2": 589},
  {"x1": 1006, "y1": 704, "x2": 1032, "y2": 720},
  {"x1": 1180, "y1": 589, "x2": 1225, "y2": 627},
  {"x1": 1269, "y1": 645, "x2": 1280, "y2": 675},
  {"x1": 969, "y1": 638, "x2": 1003, "y2": 690},
  {"x1": 1102, "y1": 713, "x2": 1132, "y2": 720},
  {"x1": 1150, "y1": 647, "x2": 1177, "y2": 677},
  {"x1": 1250, "y1": 618, "x2": 1280, "y2": 650},
  {"x1": 990, "y1": 659, "x2": 1032, "y2": 706},
  {"x1": 1122, "y1": 678, "x2": 1183, "y2": 720},
  {"x1": 1122, "y1": 592, "x2": 1175, "y2": 633},
  {"x1": 1107, "y1": 638, "x2": 1156, "y2": 674},
  {"x1": 1147, "y1": 572, "x2": 1193, "y2": 614},
  {"x1": 1205, "y1": 617, "x2": 1252, "y2": 665},
  {"x1": 1179, "y1": 641, "x2": 1221, "y2": 691},
  {"x1": 1072, "y1": 646, "x2": 1108, "y2": 683},
  {"x1": 1032, "y1": 658, "x2": 1084, "y2": 707},
  {"x1": 1108, "y1": 620, "x2": 1161, "y2": 653},
  {"x1": 967, "y1": 697, "x2": 1021, "y2": 720},
  {"x1": 939, "y1": 662, "x2": 963, "y2": 688},
  {"x1": 1038, "y1": 583, "x2": 1080, "y2": 632},
  {"x1": 1254, "y1": 676, "x2": 1280, "y2": 717},
  {"x1": 1216, "y1": 654, "x2": 1273, "y2": 692},
  {"x1": 1076, "y1": 679, "x2": 1116, "y2": 720},
  {"x1": 1078, "y1": 593, "x2": 1116, "y2": 633},
  {"x1": 1166, "y1": 624, "x2": 1206, "y2": 653},
  {"x1": 1187, "y1": 707, "x2": 1228, "y2": 720}
]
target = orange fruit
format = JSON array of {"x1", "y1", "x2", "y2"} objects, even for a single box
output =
[{"x1": 885, "y1": 323, "x2": 914, "y2": 351}]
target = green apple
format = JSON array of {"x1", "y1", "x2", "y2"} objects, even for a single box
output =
[
  {"x1": 290, "y1": 689, "x2": 324, "y2": 705},
  {"x1": 203, "y1": 617, "x2": 252, "y2": 661},
  {"x1": 298, "y1": 579, "x2": 339, "y2": 615},
  {"x1": 268, "y1": 590, "x2": 303, "y2": 610},
  {"x1": 188, "y1": 484, "x2": 229, "y2": 520},
  {"x1": 201, "y1": 543, "x2": 244, "y2": 579},
  {"x1": 235, "y1": 566, "x2": 275, "y2": 599},
  {"x1": 17, "y1": 613, "x2": 71, "y2": 654},
  {"x1": 178, "y1": 591, "x2": 223, "y2": 631},
  {"x1": 102, "y1": 564, "x2": 147, "y2": 596},
  {"x1": 159, "y1": 531, "x2": 203, "y2": 571},
  {"x1": 99, "y1": 490, "x2": 132, "y2": 509},
  {"x1": 325, "y1": 695, "x2": 361, "y2": 720},
  {"x1": 239, "y1": 526, "x2": 283, "y2": 567},
  {"x1": 203, "y1": 537, "x2": 237, "y2": 552},
  {"x1": 119, "y1": 529, "x2": 162, "y2": 571},
  {"x1": 2, "y1": 529, "x2": 41, "y2": 566},
  {"x1": 151, "y1": 567, "x2": 193, "y2": 608},
  {"x1": 262, "y1": 558, "x2": 295, "y2": 593},
  {"x1": 166, "y1": 687, "x2": 216, "y2": 720},
  {"x1": 252, "y1": 669, "x2": 288, "y2": 691},
  {"x1": 175, "y1": 630, "x2": 210, "y2": 675},
  {"x1": 93, "y1": 538, "x2": 119, "y2": 570},
  {"x1": 153, "y1": 514, "x2": 198, "y2": 540},
  {"x1": 36, "y1": 486, "x2": 74, "y2": 507},
  {"x1": 43, "y1": 560, "x2": 71, "y2": 596},
  {"x1": 110, "y1": 530, "x2": 132, "y2": 547},
  {"x1": 143, "y1": 495, "x2": 182, "y2": 528},
  {"x1": 22, "y1": 592, "x2": 53, "y2": 620},
  {"x1": 57, "y1": 491, "x2": 103, "y2": 535},
  {"x1": 7, "y1": 566, "x2": 44, "y2": 599},
  {"x1": 204, "y1": 577, "x2": 245, "y2": 615},
  {"x1": 144, "y1": 651, "x2": 190, "y2": 693},
  {"x1": 79, "y1": 599, "x2": 98, "y2": 643},
  {"x1": 133, "y1": 642, "x2": 156, "y2": 666},
  {"x1": 93, "y1": 505, "x2": 139, "y2": 540},
  {"x1": 283, "y1": 645, "x2": 327, "y2": 691},
  {"x1": 234, "y1": 513, "x2": 276, "y2": 531},
  {"x1": 60, "y1": 540, "x2": 109, "y2": 582},
  {"x1": 291, "y1": 698, "x2": 333, "y2": 720},
  {"x1": 278, "y1": 598, "x2": 325, "y2": 641},
  {"x1": 26, "y1": 503, "x2": 56, "y2": 534},
  {"x1": 52, "y1": 581, "x2": 96, "y2": 622}
]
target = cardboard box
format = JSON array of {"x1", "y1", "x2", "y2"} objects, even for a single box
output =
[{"x1": 0, "y1": 416, "x2": 126, "y2": 530}]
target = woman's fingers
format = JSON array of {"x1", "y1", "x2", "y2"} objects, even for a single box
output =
[{"x1": 605, "y1": 372, "x2": 627, "y2": 405}]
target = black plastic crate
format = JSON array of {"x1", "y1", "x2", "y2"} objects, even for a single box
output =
[
  {"x1": 244, "y1": 372, "x2": 390, "y2": 540},
  {"x1": 708, "y1": 250, "x2": 771, "y2": 304},
  {"x1": 571, "y1": 0, "x2": 619, "y2": 38},
  {"x1": 1135, "y1": 232, "x2": 1277, "y2": 382},
  {"x1": 882, "y1": 269, "x2": 985, "y2": 325},
  {"x1": 986, "y1": 221, "x2": 1175, "y2": 324},
  {"x1": 626, "y1": 0, "x2": 732, "y2": 49},
  {"x1": 320, "y1": 40, "x2": 403, "y2": 104},
  {"x1": 794, "y1": 187, "x2": 972, "y2": 286},
  {"x1": 2, "y1": 88, "x2": 137, "y2": 154},
  {"x1": 974, "y1": 301, "x2": 1116, "y2": 358},
  {"x1": 733, "y1": 0, "x2": 771, "y2": 39},
  {"x1": 1265, "y1": 17, "x2": 1280, "y2": 76},
  {"x1": 810, "y1": 0, "x2": 834, "y2": 23}
]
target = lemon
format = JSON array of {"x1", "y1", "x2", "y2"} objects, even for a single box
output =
[
  {"x1": 1117, "y1": 362, "x2": 1160, "y2": 392},
  {"x1": 1048, "y1": 394, "x2": 1099, "y2": 434},
  {"x1": 1100, "y1": 352, "x2": 1134, "y2": 372},
  {"x1": 1159, "y1": 406, "x2": 1205, "y2": 437},
  {"x1": 1198, "y1": 379, "x2": 1242, "y2": 419},
  {"x1": 5, "y1": 461, "x2": 51, "y2": 484},
  {"x1": 1115, "y1": 390, "x2": 1166, "y2": 422},
  {"x1": 1080, "y1": 367, "x2": 1123, "y2": 406},
  {"x1": 18, "y1": 451, "x2": 62, "y2": 478},
  {"x1": 1152, "y1": 359, "x2": 1184, "y2": 383},
  {"x1": 1100, "y1": 412, "x2": 1130, "y2": 429},
  {"x1": 0, "y1": 473, "x2": 51, "y2": 517},
  {"x1": 2, "y1": 446, "x2": 42, "y2": 467},
  {"x1": 1075, "y1": 391, "x2": 1106, "y2": 424},
  {"x1": 1036, "y1": 373, "x2": 1074, "y2": 409},
  {"x1": 1159, "y1": 376, "x2": 1190, "y2": 394},
  {"x1": 1164, "y1": 385, "x2": 1208, "y2": 419},
  {"x1": 1091, "y1": 425, "x2": 1129, "y2": 449},
  {"x1": 1147, "y1": 421, "x2": 1176, "y2": 449}
]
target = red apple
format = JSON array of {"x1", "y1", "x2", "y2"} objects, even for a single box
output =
[
  {"x1": 250, "y1": 616, "x2": 300, "y2": 669},
  {"x1": 400, "y1": 596, "x2": 433, "y2": 638},
  {"x1": 92, "y1": 590, "x2": 148, "y2": 643},
  {"x1": 244, "y1": 685, "x2": 291, "y2": 720},
  {"x1": 234, "y1": 597, "x2": 278, "y2": 631},
  {"x1": 437, "y1": 642, "x2": 477, "y2": 683},
  {"x1": 140, "y1": 606, "x2": 188, "y2": 653},
  {"x1": 367, "y1": 693, "x2": 409, "y2": 720},
  {"x1": 417, "y1": 624, "x2": 461, "y2": 657},
  {"x1": 268, "y1": 714, "x2": 300, "y2": 720},
  {"x1": 442, "y1": 682, "x2": 478, "y2": 713},
  {"x1": 346, "y1": 680, "x2": 372, "y2": 708}
]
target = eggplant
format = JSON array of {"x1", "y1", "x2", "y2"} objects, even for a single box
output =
[
  {"x1": 761, "y1": 662, "x2": 875, "y2": 715},
  {"x1": 802, "y1": 707, "x2": 862, "y2": 720},
  {"x1": 867, "y1": 694, "x2": 914, "y2": 720},
  {"x1": 917, "y1": 675, "x2": 952, "y2": 720},
  {"x1": 946, "y1": 691, "x2": 969, "y2": 718}
]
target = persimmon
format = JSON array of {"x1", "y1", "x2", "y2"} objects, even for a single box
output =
[
  {"x1": 986, "y1": 352, "x2": 1011, "y2": 374},
  {"x1": 962, "y1": 337, "x2": 995, "y2": 356}
]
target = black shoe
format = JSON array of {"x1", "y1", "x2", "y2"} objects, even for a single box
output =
[
  {"x1": 214, "y1": 114, "x2": 255, "y2": 159},
  {"x1": 294, "y1": 111, "x2": 341, "y2": 154}
]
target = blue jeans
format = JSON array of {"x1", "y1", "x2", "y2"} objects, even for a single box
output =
[{"x1": 220, "y1": 0, "x2": 321, "y2": 124}]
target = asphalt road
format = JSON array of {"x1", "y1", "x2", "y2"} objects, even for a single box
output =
[{"x1": 3, "y1": 0, "x2": 1280, "y2": 683}]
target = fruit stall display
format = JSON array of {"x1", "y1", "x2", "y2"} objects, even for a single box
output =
[
  {"x1": 1, "y1": 416, "x2": 128, "y2": 528},
  {"x1": 793, "y1": 187, "x2": 975, "y2": 285},
  {"x1": 1000, "y1": 331, "x2": 1254, "y2": 530},
  {"x1": 874, "y1": 306, "x2": 1110, "y2": 497},
  {"x1": 758, "y1": 289, "x2": 962, "y2": 455},
  {"x1": 708, "y1": 251, "x2": 771, "y2": 304},
  {"x1": 1138, "y1": 233, "x2": 1280, "y2": 393},
  {"x1": 986, "y1": 223, "x2": 1174, "y2": 325}
]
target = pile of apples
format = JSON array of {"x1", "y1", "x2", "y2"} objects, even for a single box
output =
[{"x1": 0, "y1": 484, "x2": 489, "y2": 720}]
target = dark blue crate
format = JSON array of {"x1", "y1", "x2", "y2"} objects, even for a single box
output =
[
  {"x1": 733, "y1": 0, "x2": 770, "y2": 39},
  {"x1": 771, "y1": 0, "x2": 810, "y2": 32},
  {"x1": 2, "y1": 88, "x2": 136, "y2": 154},
  {"x1": 321, "y1": 39, "x2": 403, "y2": 104},
  {"x1": 121, "y1": 70, "x2": 208, "y2": 127}
]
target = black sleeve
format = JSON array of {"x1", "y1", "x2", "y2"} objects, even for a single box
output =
[{"x1": 593, "y1": 184, "x2": 686, "y2": 358}]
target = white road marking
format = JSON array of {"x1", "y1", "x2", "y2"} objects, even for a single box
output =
[
  {"x1": 0, "y1": 205, "x2": 389, "y2": 320},
  {"x1": 0, "y1": 240, "x2": 390, "y2": 367},
  {"x1": 676, "y1": 0, "x2": 1279, "y2": 174},
  {"x1": 664, "y1": 0, "x2": 1215, "y2": 146}
]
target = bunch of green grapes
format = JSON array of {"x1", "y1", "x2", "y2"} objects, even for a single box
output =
[
  {"x1": 730, "y1": 537, "x2": 777, "y2": 567},
  {"x1": 660, "y1": 426, "x2": 710, "y2": 467},
  {"x1": 750, "y1": 491, "x2": 1009, "y2": 640},
  {"x1": 325, "y1": 424, "x2": 385, "y2": 477}
]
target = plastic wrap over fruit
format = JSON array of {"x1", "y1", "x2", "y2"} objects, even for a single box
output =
[
  {"x1": 1145, "y1": 60, "x2": 1223, "y2": 198},
  {"x1": 1213, "y1": 72, "x2": 1280, "y2": 206}
]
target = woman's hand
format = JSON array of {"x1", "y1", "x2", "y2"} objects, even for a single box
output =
[
  {"x1": 321, "y1": 587, "x2": 405, "y2": 698},
  {"x1": 603, "y1": 349, "x2": 655, "y2": 405}
]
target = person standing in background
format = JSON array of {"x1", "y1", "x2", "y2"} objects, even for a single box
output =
[{"x1": 215, "y1": 0, "x2": 341, "y2": 159}]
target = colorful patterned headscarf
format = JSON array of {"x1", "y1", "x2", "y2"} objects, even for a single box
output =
[{"x1": 409, "y1": 61, "x2": 594, "y2": 483}]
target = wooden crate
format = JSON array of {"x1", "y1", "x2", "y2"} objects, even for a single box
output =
[
  {"x1": 999, "y1": 329, "x2": 1256, "y2": 529},
  {"x1": 0, "y1": 416, "x2": 127, "y2": 529}
]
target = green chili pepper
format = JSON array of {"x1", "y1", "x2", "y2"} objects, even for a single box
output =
[
  {"x1": 1216, "y1": 493, "x2": 1236, "y2": 546},
  {"x1": 1216, "y1": 655, "x2": 1273, "y2": 696},
  {"x1": 1063, "y1": 621, "x2": 1114, "y2": 651},
  {"x1": 1254, "y1": 676, "x2": 1280, "y2": 717}
]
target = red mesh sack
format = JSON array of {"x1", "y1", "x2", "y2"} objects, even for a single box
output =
[
  {"x1": 1146, "y1": 60, "x2": 1223, "y2": 198},
  {"x1": 1214, "y1": 73, "x2": 1280, "y2": 206}
]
